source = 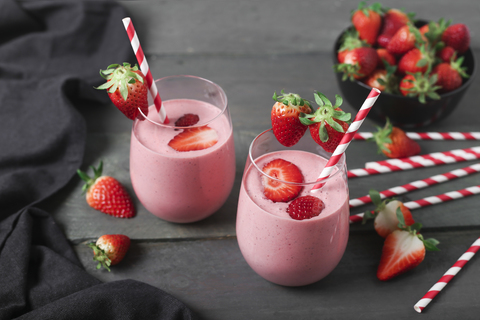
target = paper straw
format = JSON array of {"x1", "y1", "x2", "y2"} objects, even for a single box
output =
[
  {"x1": 346, "y1": 146, "x2": 480, "y2": 178},
  {"x1": 349, "y1": 163, "x2": 480, "y2": 208},
  {"x1": 311, "y1": 88, "x2": 380, "y2": 191},
  {"x1": 414, "y1": 237, "x2": 480, "y2": 313},
  {"x1": 122, "y1": 17, "x2": 169, "y2": 124},
  {"x1": 349, "y1": 185, "x2": 480, "y2": 223},
  {"x1": 354, "y1": 132, "x2": 480, "y2": 140}
]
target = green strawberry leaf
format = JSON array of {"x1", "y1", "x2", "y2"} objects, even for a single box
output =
[
  {"x1": 319, "y1": 121, "x2": 328, "y2": 142},
  {"x1": 423, "y1": 238, "x2": 441, "y2": 252}
]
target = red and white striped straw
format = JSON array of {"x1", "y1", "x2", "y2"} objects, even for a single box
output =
[
  {"x1": 122, "y1": 17, "x2": 169, "y2": 124},
  {"x1": 414, "y1": 237, "x2": 480, "y2": 313},
  {"x1": 311, "y1": 88, "x2": 381, "y2": 191},
  {"x1": 347, "y1": 146, "x2": 480, "y2": 178},
  {"x1": 354, "y1": 132, "x2": 480, "y2": 140},
  {"x1": 365, "y1": 146, "x2": 480, "y2": 170},
  {"x1": 349, "y1": 185, "x2": 480, "y2": 223},
  {"x1": 349, "y1": 163, "x2": 480, "y2": 208}
]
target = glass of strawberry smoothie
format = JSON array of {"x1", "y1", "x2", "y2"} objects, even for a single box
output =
[
  {"x1": 130, "y1": 75, "x2": 235, "y2": 223},
  {"x1": 236, "y1": 129, "x2": 349, "y2": 286}
]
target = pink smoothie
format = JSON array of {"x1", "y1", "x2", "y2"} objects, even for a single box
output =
[
  {"x1": 130, "y1": 99, "x2": 235, "y2": 223},
  {"x1": 236, "y1": 150, "x2": 349, "y2": 286}
]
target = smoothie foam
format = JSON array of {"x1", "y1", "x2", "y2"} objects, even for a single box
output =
[
  {"x1": 130, "y1": 99, "x2": 235, "y2": 223},
  {"x1": 237, "y1": 150, "x2": 349, "y2": 286}
]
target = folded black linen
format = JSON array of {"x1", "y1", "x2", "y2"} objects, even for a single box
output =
[{"x1": 0, "y1": 0, "x2": 198, "y2": 319}]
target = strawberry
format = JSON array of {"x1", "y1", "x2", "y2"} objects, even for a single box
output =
[
  {"x1": 420, "y1": 18, "x2": 450, "y2": 47},
  {"x1": 287, "y1": 195, "x2": 325, "y2": 220},
  {"x1": 376, "y1": 48, "x2": 396, "y2": 68},
  {"x1": 168, "y1": 126, "x2": 219, "y2": 152},
  {"x1": 437, "y1": 46, "x2": 456, "y2": 63},
  {"x1": 397, "y1": 45, "x2": 434, "y2": 75},
  {"x1": 88, "y1": 234, "x2": 131, "y2": 271},
  {"x1": 442, "y1": 23, "x2": 470, "y2": 54},
  {"x1": 377, "y1": 8, "x2": 413, "y2": 48},
  {"x1": 399, "y1": 72, "x2": 441, "y2": 104},
  {"x1": 432, "y1": 57, "x2": 469, "y2": 93},
  {"x1": 369, "y1": 118, "x2": 421, "y2": 158},
  {"x1": 300, "y1": 92, "x2": 351, "y2": 153},
  {"x1": 175, "y1": 113, "x2": 200, "y2": 127},
  {"x1": 351, "y1": 1, "x2": 383, "y2": 46},
  {"x1": 96, "y1": 63, "x2": 149, "y2": 120},
  {"x1": 337, "y1": 28, "x2": 368, "y2": 63},
  {"x1": 363, "y1": 62, "x2": 398, "y2": 93},
  {"x1": 334, "y1": 47, "x2": 379, "y2": 80},
  {"x1": 363, "y1": 189, "x2": 415, "y2": 238},
  {"x1": 271, "y1": 90, "x2": 312, "y2": 147},
  {"x1": 386, "y1": 23, "x2": 425, "y2": 56},
  {"x1": 261, "y1": 158, "x2": 304, "y2": 203},
  {"x1": 77, "y1": 161, "x2": 135, "y2": 218},
  {"x1": 377, "y1": 212, "x2": 439, "y2": 281}
]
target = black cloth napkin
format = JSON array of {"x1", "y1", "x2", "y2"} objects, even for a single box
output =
[{"x1": 0, "y1": 0, "x2": 198, "y2": 319}]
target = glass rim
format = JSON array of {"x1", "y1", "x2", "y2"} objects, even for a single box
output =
[
  {"x1": 248, "y1": 128, "x2": 346, "y2": 186},
  {"x1": 137, "y1": 75, "x2": 228, "y2": 129}
]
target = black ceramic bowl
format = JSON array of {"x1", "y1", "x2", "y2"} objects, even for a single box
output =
[{"x1": 333, "y1": 22, "x2": 476, "y2": 128}]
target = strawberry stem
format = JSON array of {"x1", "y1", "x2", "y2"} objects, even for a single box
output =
[{"x1": 87, "y1": 242, "x2": 112, "y2": 272}]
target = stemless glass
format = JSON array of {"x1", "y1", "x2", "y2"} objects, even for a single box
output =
[
  {"x1": 236, "y1": 129, "x2": 349, "y2": 286},
  {"x1": 130, "y1": 75, "x2": 235, "y2": 223}
]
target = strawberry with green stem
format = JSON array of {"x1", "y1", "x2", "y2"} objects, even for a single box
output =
[
  {"x1": 369, "y1": 118, "x2": 421, "y2": 158},
  {"x1": 399, "y1": 71, "x2": 441, "y2": 104},
  {"x1": 337, "y1": 28, "x2": 368, "y2": 64},
  {"x1": 351, "y1": 1, "x2": 383, "y2": 46},
  {"x1": 432, "y1": 56, "x2": 470, "y2": 93},
  {"x1": 334, "y1": 46, "x2": 379, "y2": 81},
  {"x1": 77, "y1": 161, "x2": 135, "y2": 218},
  {"x1": 300, "y1": 92, "x2": 351, "y2": 153},
  {"x1": 96, "y1": 62, "x2": 149, "y2": 120},
  {"x1": 442, "y1": 23, "x2": 470, "y2": 54},
  {"x1": 271, "y1": 90, "x2": 313, "y2": 147},
  {"x1": 377, "y1": 210, "x2": 439, "y2": 281},
  {"x1": 362, "y1": 189, "x2": 415, "y2": 238},
  {"x1": 88, "y1": 234, "x2": 131, "y2": 271},
  {"x1": 362, "y1": 60, "x2": 399, "y2": 93}
]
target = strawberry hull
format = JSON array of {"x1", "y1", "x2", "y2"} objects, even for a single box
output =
[
  {"x1": 130, "y1": 76, "x2": 235, "y2": 223},
  {"x1": 236, "y1": 130, "x2": 349, "y2": 286}
]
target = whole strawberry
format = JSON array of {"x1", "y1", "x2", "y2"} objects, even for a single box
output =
[
  {"x1": 271, "y1": 90, "x2": 312, "y2": 147},
  {"x1": 397, "y1": 45, "x2": 434, "y2": 76},
  {"x1": 386, "y1": 23, "x2": 424, "y2": 56},
  {"x1": 96, "y1": 62, "x2": 149, "y2": 120},
  {"x1": 377, "y1": 8, "x2": 413, "y2": 48},
  {"x1": 337, "y1": 29, "x2": 368, "y2": 64},
  {"x1": 351, "y1": 1, "x2": 383, "y2": 46},
  {"x1": 362, "y1": 62, "x2": 398, "y2": 93},
  {"x1": 363, "y1": 189, "x2": 415, "y2": 238},
  {"x1": 432, "y1": 56, "x2": 469, "y2": 93},
  {"x1": 334, "y1": 46, "x2": 379, "y2": 80},
  {"x1": 88, "y1": 234, "x2": 131, "y2": 271},
  {"x1": 399, "y1": 72, "x2": 441, "y2": 104},
  {"x1": 442, "y1": 23, "x2": 470, "y2": 54},
  {"x1": 300, "y1": 92, "x2": 351, "y2": 153},
  {"x1": 377, "y1": 212, "x2": 439, "y2": 281},
  {"x1": 370, "y1": 118, "x2": 421, "y2": 158},
  {"x1": 77, "y1": 161, "x2": 135, "y2": 218}
]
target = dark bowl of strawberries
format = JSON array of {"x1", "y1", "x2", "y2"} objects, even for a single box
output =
[{"x1": 332, "y1": 2, "x2": 476, "y2": 128}]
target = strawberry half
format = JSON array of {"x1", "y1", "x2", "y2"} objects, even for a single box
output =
[
  {"x1": 96, "y1": 63, "x2": 149, "y2": 120},
  {"x1": 168, "y1": 126, "x2": 219, "y2": 152},
  {"x1": 77, "y1": 161, "x2": 135, "y2": 218},
  {"x1": 287, "y1": 195, "x2": 325, "y2": 220},
  {"x1": 363, "y1": 189, "x2": 415, "y2": 238},
  {"x1": 261, "y1": 158, "x2": 304, "y2": 203},
  {"x1": 88, "y1": 234, "x2": 131, "y2": 271},
  {"x1": 377, "y1": 212, "x2": 439, "y2": 281},
  {"x1": 271, "y1": 90, "x2": 312, "y2": 147},
  {"x1": 369, "y1": 118, "x2": 421, "y2": 159},
  {"x1": 300, "y1": 92, "x2": 351, "y2": 153}
]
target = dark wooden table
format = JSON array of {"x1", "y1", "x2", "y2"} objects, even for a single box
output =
[{"x1": 39, "y1": 0, "x2": 480, "y2": 318}]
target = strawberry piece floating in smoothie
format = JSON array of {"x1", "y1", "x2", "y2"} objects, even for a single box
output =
[
  {"x1": 261, "y1": 158, "x2": 303, "y2": 203},
  {"x1": 168, "y1": 126, "x2": 219, "y2": 152},
  {"x1": 175, "y1": 113, "x2": 200, "y2": 127},
  {"x1": 287, "y1": 195, "x2": 325, "y2": 220}
]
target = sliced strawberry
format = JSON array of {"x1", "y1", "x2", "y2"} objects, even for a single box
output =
[
  {"x1": 287, "y1": 195, "x2": 325, "y2": 220},
  {"x1": 168, "y1": 126, "x2": 218, "y2": 152},
  {"x1": 175, "y1": 113, "x2": 200, "y2": 127},
  {"x1": 377, "y1": 211, "x2": 439, "y2": 281},
  {"x1": 261, "y1": 158, "x2": 303, "y2": 203}
]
